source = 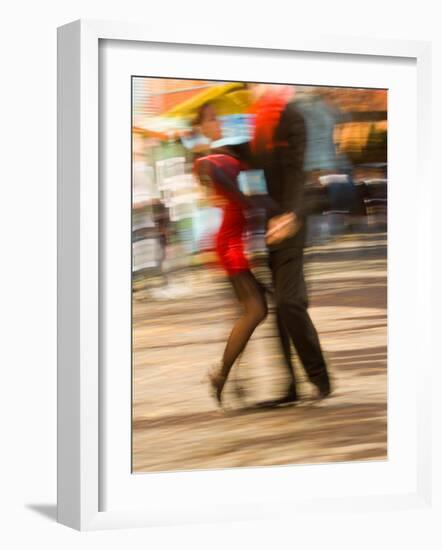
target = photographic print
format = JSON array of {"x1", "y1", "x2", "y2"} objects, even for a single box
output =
[{"x1": 131, "y1": 78, "x2": 387, "y2": 473}]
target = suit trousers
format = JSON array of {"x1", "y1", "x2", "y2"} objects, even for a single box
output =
[{"x1": 269, "y1": 245, "x2": 330, "y2": 390}]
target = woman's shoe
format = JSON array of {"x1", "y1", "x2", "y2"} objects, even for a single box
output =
[{"x1": 207, "y1": 366, "x2": 226, "y2": 407}]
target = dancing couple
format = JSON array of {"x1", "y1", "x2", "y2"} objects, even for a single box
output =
[{"x1": 193, "y1": 85, "x2": 332, "y2": 409}]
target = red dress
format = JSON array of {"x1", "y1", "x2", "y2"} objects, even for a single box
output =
[{"x1": 194, "y1": 153, "x2": 250, "y2": 276}]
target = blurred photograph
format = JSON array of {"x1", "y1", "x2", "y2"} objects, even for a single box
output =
[{"x1": 131, "y1": 78, "x2": 387, "y2": 473}]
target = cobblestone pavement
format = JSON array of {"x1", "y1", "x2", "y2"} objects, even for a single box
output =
[{"x1": 132, "y1": 233, "x2": 387, "y2": 473}]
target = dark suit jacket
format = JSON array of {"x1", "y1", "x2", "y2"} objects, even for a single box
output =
[
  {"x1": 261, "y1": 102, "x2": 306, "y2": 215},
  {"x1": 208, "y1": 102, "x2": 308, "y2": 249},
  {"x1": 242, "y1": 101, "x2": 307, "y2": 249}
]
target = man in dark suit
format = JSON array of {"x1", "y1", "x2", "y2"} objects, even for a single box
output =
[{"x1": 249, "y1": 85, "x2": 332, "y2": 404}]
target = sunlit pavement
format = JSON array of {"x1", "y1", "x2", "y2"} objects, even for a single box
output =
[{"x1": 132, "y1": 232, "x2": 387, "y2": 473}]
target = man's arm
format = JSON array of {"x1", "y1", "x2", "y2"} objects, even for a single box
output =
[
  {"x1": 279, "y1": 102, "x2": 307, "y2": 217},
  {"x1": 197, "y1": 158, "x2": 250, "y2": 207},
  {"x1": 197, "y1": 158, "x2": 281, "y2": 216}
]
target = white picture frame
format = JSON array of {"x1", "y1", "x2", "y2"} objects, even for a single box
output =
[{"x1": 57, "y1": 19, "x2": 433, "y2": 531}]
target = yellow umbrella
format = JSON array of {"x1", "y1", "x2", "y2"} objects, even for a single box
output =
[{"x1": 163, "y1": 83, "x2": 252, "y2": 120}]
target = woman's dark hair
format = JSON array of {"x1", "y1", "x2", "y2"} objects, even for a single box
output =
[{"x1": 191, "y1": 102, "x2": 215, "y2": 128}]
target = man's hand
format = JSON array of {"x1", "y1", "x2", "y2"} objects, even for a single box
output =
[{"x1": 266, "y1": 212, "x2": 300, "y2": 246}]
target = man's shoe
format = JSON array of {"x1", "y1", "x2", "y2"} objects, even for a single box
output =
[
  {"x1": 254, "y1": 389, "x2": 299, "y2": 409},
  {"x1": 313, "y1": 378, "x2": 332, "y2": 400}
]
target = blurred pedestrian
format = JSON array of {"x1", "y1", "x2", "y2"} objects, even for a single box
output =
[{"x1": 152, "y1": 199, "x2": 172, "y2": 286}]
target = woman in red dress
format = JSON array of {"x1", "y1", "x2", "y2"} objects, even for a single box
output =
[{"x1": 193, "y1": 103, "x2": 268, "y2": 407}]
